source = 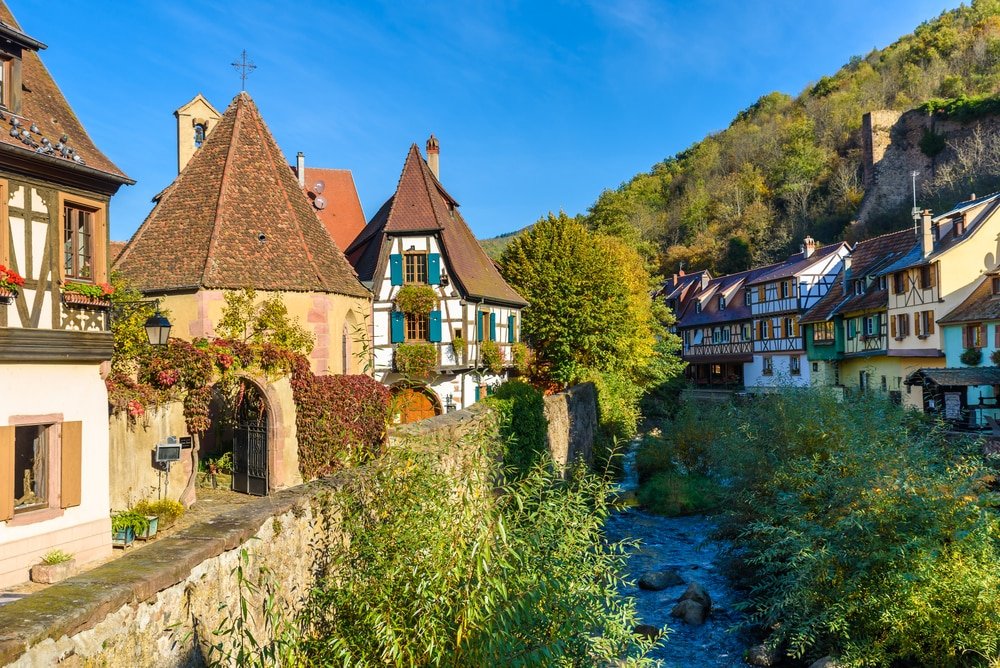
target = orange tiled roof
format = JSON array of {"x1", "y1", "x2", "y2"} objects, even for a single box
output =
[
  {"x1": 347, "y1": 144, "x2": 527, "y2": 306},
  {"x1": 298, "y1": 167, "x2": 366, "y2": 252},
  {"x1": 115, "y1": 92, "x2": 368, "y2": 298},
  {"x1": 0, "y1": 3, "x2": 130, "y2": 184}
]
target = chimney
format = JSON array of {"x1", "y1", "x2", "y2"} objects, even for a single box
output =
[
  {"x1": 426, "y1": 134, "x2": 440, "y2": 180},
  {"x1": 803, "y1": 236, "x2": 816, "y2": 259},
  {"x1": 921, "y1": 209, "x2": 934, "y2": 258},
  {"x1": 678, "y1": 268, "x2": 685, "y2": 277},
  {"x1": 296, "y1": 152, "x2": 305, "y2": 188}
]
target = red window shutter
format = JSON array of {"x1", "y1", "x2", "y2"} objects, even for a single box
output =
[
  {"x1": 61, "y1": 421, "x2": 82, "y2": 509},
  {"x1": 963, "y1": 326, "x2": 970, "y2": 348},
  {"x1": 0, "y1": 426, "x2": 12, "y2": 521}
]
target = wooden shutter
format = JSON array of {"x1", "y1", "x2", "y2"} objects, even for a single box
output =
[
  {"x1": 756, "y1": 321, "x2": 763, "y2": 340},
  {"x1": 757, "y1": 286, "x2": 764, "y2": 302},
  {"x1": 914, "y1": 312, "x2": 920, "y2": 336},
  {"x1": 930, "y1": 264, "x2": 937, "y2": 288},
  {"x1": 980, "y1": 324, "x2": 987, "y2": 348},
  {"x1": 489, "y1": 313, "x2": 497, "y2": 341},
  {"x1": 890, "y1": 315, "x2": 896, "y2": 338},
  {"x1": 61, "y1": 421, "x2": 82, "y2": 509},
  {"x1": 389, "y1": 254, "x2": 403, "y2": 285},
  {"x1": 390, "y1": 311, "x2": 405, "y2": 343},
  {"x1": 428, "y1": 311, "x2": 442, "y2": 342},
  {"x1": 995, "y1": 324, "x2": 1000, "y2": 348},
  {"x1": 0, "y1": 426, "x2": 13, "y2": 521},
  {"x1": 428, "y1": 253, "x2": 441, "y2": 285},
  {"x1": 477, "y1": 313, "x2": 485, "y2": 342},
  {"x1": 793, "y1": 318, "x2": 800, "y2": 337},
  {"x1": 508, "y1": 315, "x2": 516, "y2": 343},
  {"x1": 928, "y1": 311, "x2": 935, "y2": 334},
  {"x1": 963, "y1": 326, "x2": 971, "y2": 348}
]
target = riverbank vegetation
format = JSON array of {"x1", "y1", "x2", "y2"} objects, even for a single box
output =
[
  {"x1": 653, "y1": 390, "x2": 1000, "y2": 666},
  {"x1": 209, "y1": 422, "x2": 659, "y2": 667}
]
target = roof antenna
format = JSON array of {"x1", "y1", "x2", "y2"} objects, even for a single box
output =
[
  {"x1": 231, "y1": 49, "x2": 257, "y2": 91},
  {"x1": 911, "y1": 170, "x2": 921, "y2": 232}
]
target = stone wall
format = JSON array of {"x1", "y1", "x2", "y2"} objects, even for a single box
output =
[
  {"x1": 109, "y1": 402, "x2": 192, "y2": 510},
  {"x1": 0, "y1": 477, "x2": 342, "y2": 668},
  {"x1": 543, "y1": 382, "x2": 597, "y2": 472}
]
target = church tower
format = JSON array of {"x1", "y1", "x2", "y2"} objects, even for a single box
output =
[{"x1": 174, "y1": 93, "x2": 221, "y2": 173}]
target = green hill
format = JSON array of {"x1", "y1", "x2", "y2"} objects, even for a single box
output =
[
  {"x1": 577, "y1": 0, "x2": 1000, "y2": 276},
  {"x1": 480, "y1": 225, "x2": 532, "y2": 260}
]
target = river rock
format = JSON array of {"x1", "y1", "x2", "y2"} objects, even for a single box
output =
[
  {"x1": 746, "y1": 643, "x2": 781, "y2": 666},
  {"x1": 679, "y1": 581, "x2": 712, "y2": 609},
  {"x1": 632, "y1": 623, "x2": 661, "y2": 639},
  {"x1": 809, "y1": 658, "x2": 841, "y2": 668},
  {"x1": 669, "y1": 598, "x2": 708, "y2": 625},
  {"x1": 637, "y1": 569, "x2": 684, "y2": 590}
]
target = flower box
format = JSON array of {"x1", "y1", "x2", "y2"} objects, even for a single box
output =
[
  {"x1": 112, "y1": 526, "x2": 135, "y2": 548},
  {"x1": 30, "y1": 558, "x2": 76, "y2": 584},
  {"x1": 135, "y1": 515, "x2": 159, "y2": 540},
  {"x1": 62, "y1": 291, "x2": 112, "y2": 308},
  {"x1": 0, "y1": 286, "x2": 15, "y2": 301}
]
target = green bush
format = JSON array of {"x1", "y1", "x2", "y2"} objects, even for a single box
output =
[
  {"x1": 694, "y1": 390, "x2": 1000, "y2": 666},
  {"x1": 485, "y1": 380, "x2": 548, "y2": 476},
  {"x1": 133, "y1": 498, "x2": 185, "y2": 525},
  {"x1": 581, "y1": 369, "x2": 643, "y2": 476},
  {"x1": 636, "y1": 470, "x2": 721, "y2": 516}
]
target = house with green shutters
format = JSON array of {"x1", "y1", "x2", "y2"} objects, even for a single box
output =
[{"x1": 345, "y1": 137, "x2": 527, "y2": 423}]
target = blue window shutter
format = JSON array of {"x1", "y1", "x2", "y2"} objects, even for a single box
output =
[
  {"x1": 389, "y1": 254, "x2": 403, "y2": 286},
  {"x1": 489, "y1": 313, "x2": 497, "y2": 341},
  {"x1": 475, "y1": 385, "x2": 481, "y2": 402},
  {"x1": 477, "y1": 313, "x2": 484, "y2": 342},
  {"x1": 429, "y1": 310, "x2": 442, "y2": 342},
  {"x1": 390, "y1": 311, "x2": 405, "y2": 343},
  {"x1": 508, "y1": 314, "x2": 516, "y2": 343},
  {"x1": 428, "y1": 253, "x2": 441, "y2": 285}
]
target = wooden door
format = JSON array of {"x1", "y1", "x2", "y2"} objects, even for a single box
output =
[{"x1": 396, "y1": 388, "x2": 439, "y2": 424}]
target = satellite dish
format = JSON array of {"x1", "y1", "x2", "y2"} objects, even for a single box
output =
[
  {"x1": 313, "y1": 180, "x2": 325, "y2": 195},
  {"x1": 314, "y1": 195, "x2": 327, "y2": 210}
]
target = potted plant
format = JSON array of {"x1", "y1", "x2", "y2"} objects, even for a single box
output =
[
  {"x1": 29, "y1": 550, "x2": 76, "y2": 584},
  {"x1": 451, "y1": 336, "x2": 466, "y2": 364},
  {"x1": 134, "y1": 498, "x2": 185, "y2": 531},
  {"x1": 0, "y1": 264, "x2": 24, "y2": 299},
  {"x1": 111, "y1": 510, "x2": 149, "y2": 548},
  {"x1": 991, "y1": 349, "x2": 1000, "y2": 366},
  {"x1": 480, "y1": 340, "x2": 504, "y2": 374},
  {"x1": 961, "y1": 347, "x2": 983, "y2": 366},
  {"x1": 395, "y1": 341, "x2": 437, "y2": 378},
  {"x1": 61, "y1": 280, "x2": 114, "y2": 307},
  {"x1": 393, "y1": 284, "x2": 436, "y2": 314}
]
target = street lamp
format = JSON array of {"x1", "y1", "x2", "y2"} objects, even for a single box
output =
[{"x1": 143, "y1": 311, "x2": 172, "y2": 346}]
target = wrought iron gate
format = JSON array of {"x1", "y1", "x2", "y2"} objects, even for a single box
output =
[{"x1": 232, "y1": 385, "x2": 268, "y2": 496}]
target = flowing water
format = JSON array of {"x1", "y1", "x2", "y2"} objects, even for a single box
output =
[{"x1": 606, "y1": 444, "x2": 749, "y2": 667}]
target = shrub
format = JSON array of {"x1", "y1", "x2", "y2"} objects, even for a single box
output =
[
  {"x1": 992, "y1": 348, "x2": 1000, "y2": 366},
  {"x1": 290, "y1": 357, "x2": 390, "y2": 479},
  {"x1": 580, "y1": 369, "x2": 642, "y2": 475},
  {"x1": 961, "y1": 346, "x2": 983, "y2": 366},
  {"x1": 133, "y1": 498, "x2": 185, "y2": 525},
  {"x1": 480, "y1": 339, "x2": 503, "y2": 374},
  {"x1": 696, "y1": 390, "x2": 1000, "y2": 665},
  {"x1": 40, "y1": 549, "x2": 73, "y2": 565},
  {"x1": 393, "y1": 284, "x2": 437, "y2": 315},
  {"x1": 395, "y1": 341, "x2": 437, "y2": 378},
  {"x1": 484, "y1": 380, "x2": 548, "y2": 476},
  {"x1": 511, "y1": 341, "x2": 529, "y2": 374},
  {"x1": 451, "y1": 336, "x2": 466, "y2": 363},
  {"x1": 636, "y1": 470, "x2": 721, "y2": 516}
]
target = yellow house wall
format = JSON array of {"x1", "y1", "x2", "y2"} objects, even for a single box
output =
[
  {"x1": 151, "y1": 289, "x2": 371, "y2": 375},
  {"x1": 839, "y1": 354, "x2": 944, "y2": 410}
]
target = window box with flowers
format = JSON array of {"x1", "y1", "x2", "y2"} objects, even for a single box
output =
[
  {"x1": 961, "y1": 347, "x2": 984, "y2": 366},
  {"x1": 0, "y1": 264, "x2": 24, "y2": 300},
  {"x1": 61, "y1": 280, "x2": 114, "y2": 308},
  {"x1": 395, "y1": 341, "x2": 437, "y2": 378},
  {"x1": 393, "y1": 284, "x2": 437, "y2": 315}
]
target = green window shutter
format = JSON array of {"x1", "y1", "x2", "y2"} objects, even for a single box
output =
[
  {"x1": 508, "y1": 314, "x2": 516, "y2": 343},
  {"x1": 477, "y1": 313, "x2": 485, "y2": 342},
  {"x1": 475, "y1": 385, "x2": 481, "y2": 402},
  {"x1": 389, "y1": 254, "x2": 403, "y2": 285},
  {"x1": 390, "y1": 311, "x2": 405, "y2": 343},
  {"x1": 489, "y1": 313, "x2": 497, "y2": 341},
  {"x1": 848, "y1": 319, "x2": 856, "y2": 338},
  {"x1": 428, "y1": 253, "x2": 441, "y2": 285},
  {"x1": 429, "y1": 310, "x2": 442, "y2": 342}
]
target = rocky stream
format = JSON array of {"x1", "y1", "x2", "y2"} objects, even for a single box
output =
[{"x1": 606, "y1": 443, "x2": 750, "y2": 667}]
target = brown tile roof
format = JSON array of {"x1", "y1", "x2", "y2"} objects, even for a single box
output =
[
  {"x1": 746, "y1": 242, "x2": 847, "y2": 286},
  {"x1": 297, "y1": 167, "x2": 367, "y2": 253},
  {"x1": 347, "y1": 144, "x2": 527, "y2": 306},
  {"x1": 115, "y1": 92, "x2": 368, "y2": 298},
  {"x1": 939, "y1": 276, "x2": 1000, "y2": 324},
  {"x1": 109, "y1": 241, "x2": 126, "y2": 263},
  {"x1": 0, "y1": 3, "x2": 130, "y2": 184}
]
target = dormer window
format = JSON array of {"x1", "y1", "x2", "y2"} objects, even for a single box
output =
[
  {"x1": 718, "y1": 296, "x2": 726, "y2": 311},
  {"x1": 194, "y1": 123, "x2": 207, "y2": 148},
  {"x1": 694, "y1": 301, "x2": 702, "y2": 313},
  {"x1": 404, "y1": 252, "x2": 428, "y2": 284},
  {"x1": 993, "y1": 276, "x2": 1000, "y2": 295},
  {"x1": 0, "y1": 58, "x2": 9, "y2": 109},
  {"x1": 854, "y1": 280, "x2": 864, "y2": 295}
]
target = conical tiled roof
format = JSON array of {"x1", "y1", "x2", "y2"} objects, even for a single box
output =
[
  {"x1": 115, "y1": 93, "x2": 368, "y2": 298},
  {"x1": 0, "y1": 2, "x2": 130, "y2": 184},
  {"x1": 347, "y1": 144, "x2": 527, "y2": 306}
]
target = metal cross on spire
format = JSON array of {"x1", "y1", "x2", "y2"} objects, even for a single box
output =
[{"x1": 231, "y1": 50, "x2": 256, "y2": 91}]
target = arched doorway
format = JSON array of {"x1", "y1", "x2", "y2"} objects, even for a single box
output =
[
  {"x1": 392, "y1": 385, "x2": 442, "y2": 424},
  {"x1": 232, "y1": 380, "x2": 269, "y2": 496}
]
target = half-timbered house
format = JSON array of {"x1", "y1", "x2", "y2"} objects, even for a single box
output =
[
  {"x1": 800, "y1": 229, "x2": 917, "y2": 401},
  {"x1": 0, "y1": 5, "x2": 133, "y2": 586},
  {"x1": 345, "y1": 138, "x2": 527, "y2": 422},
  {"x1": 744, "y1": 238, "x2": 849, "y2": 389}
]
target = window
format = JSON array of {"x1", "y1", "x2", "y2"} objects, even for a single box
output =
[
  {"x1": 694, "y1": 300, "x2": 702, "y2": 313},
  {"x1": 404, "y1": 253, "x2": 428, "y2": 284},
  {"x1": 194, "y1": 123, "x2": 207, "y2": 148},
  {"x1": 919, "y1": 265, "x2": 935, "y2": 290},
  {"x1": 854, "y1": 280, "x2": 864, "y2": 296},
  {"x1": 64, "y1": 204, "x2": 95, "y2": 280},
  {"x1": 892, "y1": 272, "x2": 905, "y2": 294},
  {"x1": 848, "y1": 318, "x2": 857, "y2": 339},
  {"x1": 812, "y1": 362, "x2": 819, "y2": 373},
  {"x1": 789, "y1": 355, "x2": 801, "y2": 375},
  {"x1": 893, "y1": 313, "x2": 910, "y2": 338},
  {"x1": 878, "y1": 276, "x2": 887, "y2": 291},
  {"x1": 762, "y1": 357, "x2": 773, "y2": 375},
  {"x1": 683, "y1": 331, "x2": 691, "y2": 346},
  {"x1": 722, "y1": 328, "x2": 731, "y2": 343},
  {"x1": 780, "y1": 281, "x2": 789, "y2": 298},
  {"x1": 712, "y1": 328, "x2": 721, "y2": 344},
  {"x1": 406, "y1": 313, "x2": 428, "y2": 341},
  {"x1": 744, "y1": 290, "x2": 751, "y2": 306},
  {"x1": 813, "y1": 321, "x2": 835, "y2": 342},
  {"x1": 963, "y1": 323, "x2": 985, "y2": 348},
  {"x1": 864, "y1": 317, "x2": 875, "y2": 337},
  {"x1": 783, "y1": 318, "x2": 794, "y2": 338},
  {"x1": 14, "y1": 425, "x2": 47, "y2": 513},
  {"x1": 0, "y1": 59, "x2": 8, "y2": 109},
  {"x1": 741, "y1": 324, "x2": 751, "y2": 340},
  {"x1": 880, "y1": 375, "x2": 887, "y2": 392},
  {"x1": 916, "y1": 310, "x2": 935, "y2": 337},
  {"x1": 859, "y1": 370, "x2": 869, "y2": 392},
  {"x1": 993, "y1": 276, "x2": 1000, "y2": 295},
  {"x1": 718, "y1": 296, "x2": 726, "y2": 311}
]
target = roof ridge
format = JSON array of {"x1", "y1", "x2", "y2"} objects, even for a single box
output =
[
  {"x1": 202, "y1": 94, "x2": 243, "y2": 287},
  {"x1": 382, "y1": 145, "x2": 417, "y2": 234},
  {"x1": 415, "y1": 144, "x2": 448, "y2": 230}
]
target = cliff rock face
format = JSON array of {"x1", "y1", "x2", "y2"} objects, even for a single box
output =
[{"x1": 859, "y1": 108, "x2": 1000, "y2": 226}]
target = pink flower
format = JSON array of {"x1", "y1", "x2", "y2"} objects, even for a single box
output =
[
  {"x1": 127, "y1": 400, "x2": 145, "y2": 418},
  {"x1": 217, "y1": 353, "x2": 235, "y2": 370}
]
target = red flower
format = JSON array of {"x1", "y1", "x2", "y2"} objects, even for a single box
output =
[
  {"x1": 98, "y1": 282, "x2": 114, "y2": 296},
  {"x1": 217, "y1": 353, "x2": 235, "y2": 370},
  {"x1": 126, "y1": 400, "x2": 145, "y2": 418},
  {"x1": 0, "y1": 265, "x2": 24, "y2": 289}
]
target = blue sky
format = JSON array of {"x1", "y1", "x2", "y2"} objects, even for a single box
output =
[{"x1": 12, "y1": 0, "x2": 958, "y2": 242}]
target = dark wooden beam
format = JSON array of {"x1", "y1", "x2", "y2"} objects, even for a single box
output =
[{"x1": 0, "y1": 328, "x2": 112, "y2": 362}]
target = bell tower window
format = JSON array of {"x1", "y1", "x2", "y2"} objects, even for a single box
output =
[{"x1": 194, "y1": 123, "x2": 207, "y2": 148}]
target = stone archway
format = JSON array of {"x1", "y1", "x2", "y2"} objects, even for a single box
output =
[
  {"x1": 391, "y1": 384, "x2": 442, "y2": 424},
  {"x1": 232, "y1": 380, "x2": 269, "y2": 496}
]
